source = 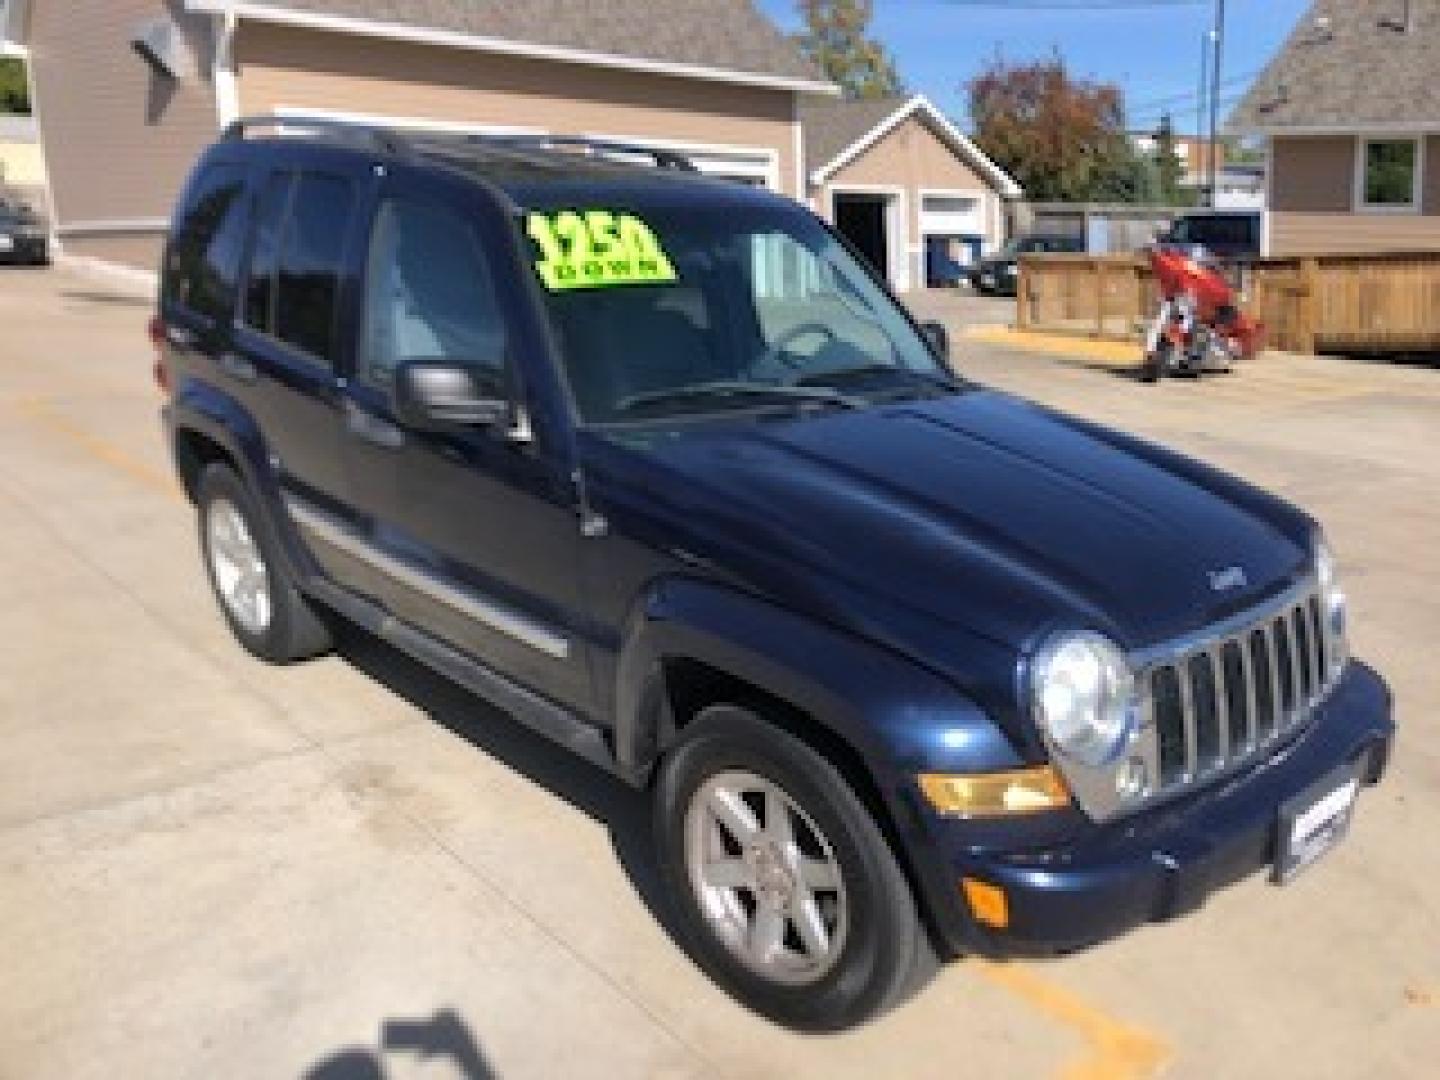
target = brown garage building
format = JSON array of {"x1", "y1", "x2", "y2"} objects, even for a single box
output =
[
  {"x1": 2, "y1": 0, "x2": 833, "y2": 275},
  {"x1": 804, "y1": 95, "x2": 1022, "y2": 293}
]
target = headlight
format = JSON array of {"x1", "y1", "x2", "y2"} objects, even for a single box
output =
[
  {"x1": 1315, "y1": 537, "x2": 1348, "y2": 673},
  {"x1": 1031, "y1": 632, "x2": 1137, "y2": 768}
]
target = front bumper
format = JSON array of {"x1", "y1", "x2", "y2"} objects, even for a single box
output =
[
  {"x1": 924, "y1": 660, "x2": 1393, "y2": 957},
  {"x1": 0, "y1": 234, "x2": 49, "y2": 263}
]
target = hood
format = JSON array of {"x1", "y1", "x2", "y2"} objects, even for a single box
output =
[{"x1": 595, "y1": 390, "x2": 1313, "y2": 660}]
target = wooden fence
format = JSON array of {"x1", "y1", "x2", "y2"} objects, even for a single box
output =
[{"x1": 1016, "y1": 251, "x2": 1440, "y2": 355}]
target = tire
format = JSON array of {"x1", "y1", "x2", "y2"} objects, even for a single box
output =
[
  {"x1": 654, "y1": 705, "x2": 934, "y2": 1030},
  {"x1": 196, "y1": 463, "x2": 332, "y2": 664}
]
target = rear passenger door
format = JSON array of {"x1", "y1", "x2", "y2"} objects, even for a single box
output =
[{"x1": 233, "y1": 153, "x2": 369, "y2": 583}]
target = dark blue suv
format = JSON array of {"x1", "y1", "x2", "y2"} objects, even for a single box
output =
[{"x1": 158, "y1": 118, "x2": 1393, "y2": 1030}]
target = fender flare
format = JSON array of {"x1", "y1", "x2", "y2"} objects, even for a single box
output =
[{"x1": 166, "y1": 381, "x2": 315, "y2": 583}]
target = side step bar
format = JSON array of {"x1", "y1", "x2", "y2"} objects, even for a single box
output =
[{"x1": 308, "y1": 579, "x2": 623, "y2": 780}]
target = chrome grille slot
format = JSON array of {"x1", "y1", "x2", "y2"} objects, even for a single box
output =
[{"x1": 1141, "y1": 582, "x2": 1341, "y2": 805}]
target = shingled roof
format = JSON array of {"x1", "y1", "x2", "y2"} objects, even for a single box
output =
[
  {"x1": 1229, "y1": 0, "x2": 1440, "y2": 132},
  {"x1": 203, "y1": 1, "x2": 827, "y2": 87},
  {"x1": 801, "y1": 97, "x2": 909, "y2": 174}
]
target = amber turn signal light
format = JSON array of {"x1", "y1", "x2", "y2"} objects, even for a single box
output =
[
  {"x1": 917, "y1": 766, "x2": 1070, "y2": 818},
  {"x1": 961, "y1": 877, "x2": 1010, "y2": 929}
]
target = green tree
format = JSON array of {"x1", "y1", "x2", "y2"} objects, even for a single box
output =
[
  {"x1": 968, "y1": 54, "x2": 1147, "y2": 203},
  {"x1": 794, "y1": 0, "x2": 904, "y2": 101},
  {"x1": 0, "y1": 58, "x2": 30, "y2": 114}
]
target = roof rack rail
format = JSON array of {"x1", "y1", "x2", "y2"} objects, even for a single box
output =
[
  {"x1": 222, "y1": 115, "x2": 414, "y2": 158},
  {"x1": 459, "y1": 133, "x2": 700, "y2": 172}
]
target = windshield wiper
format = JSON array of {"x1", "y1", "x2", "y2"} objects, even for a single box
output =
[
  {"x1": 794, "y1": 365, "x2": 962, "y2": 393},
  {"x1": 615, "y1": 381, "x2": 863, "y2": 416}
]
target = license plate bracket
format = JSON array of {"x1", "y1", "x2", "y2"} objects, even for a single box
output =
[{"x1": 1272, "y1": 762, "x2": 1360, "y2": 885}]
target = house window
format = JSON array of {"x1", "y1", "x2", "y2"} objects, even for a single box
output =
[{"x1": 1359, "y1": 138, "x2": 1421, "y2": 210}]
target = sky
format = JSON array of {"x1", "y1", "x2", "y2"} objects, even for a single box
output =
[{"x1": 757, "y1": 0, "x2": 1313, "y2": 136}]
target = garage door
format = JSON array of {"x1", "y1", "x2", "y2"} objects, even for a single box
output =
[{"x1": 920, "y1": 194, "x2": 985, "y2": 237}]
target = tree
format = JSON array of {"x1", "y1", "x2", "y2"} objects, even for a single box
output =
[
  {"x1": 0, "y1": 58, "x2": 30, "y2": 114},
  {"x1": 968, "y1": 55, "x2": 1147, "y2": 203},
  {"x1": 794, "y1": 0, "x2": 904, "y2": 101}
]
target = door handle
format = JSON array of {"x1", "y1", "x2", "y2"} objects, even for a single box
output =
[
  {"x1": 216, "y1": 352, "x2": 258, "y2": 383},
  {"x1": 344, "y1": 398, "x2": 405, "y2": 450}
]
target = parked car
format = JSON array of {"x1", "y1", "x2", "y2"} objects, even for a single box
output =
[
  {"x1": 972, "y1": 234, "x2": 1084, "y2": 296},
  {"x1": 1158, "y1": 211, "x2": 1262, "y2": 260},
  {"x1": 0, "y1": 194, "x2": 49, "y2": 265},
  {"x1": 157, "y1": 119, "x2": 1394, "y2": 1031}
]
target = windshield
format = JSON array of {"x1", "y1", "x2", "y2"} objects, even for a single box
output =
[{"x1": 524, "y1": 202, "x2": 949, "y2": 426}]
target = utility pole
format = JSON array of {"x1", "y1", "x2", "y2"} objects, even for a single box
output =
[
  {"x1": 1197, "y1": 32, "x2": 1210, "y2": 204},
  {"x1": 1207, "y1": 0, "x2": 1227, "y2": 207}
]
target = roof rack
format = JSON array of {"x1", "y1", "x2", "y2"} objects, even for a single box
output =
[
  {"x1": 222, "y1": 116, "x2": 700, "y2": 174},
  {"x1": 457, "y1": 133, "x2": 700, "y2": 172},
  {"x1": 222, "y1": 115, "x2": 414, "y2": 158}
]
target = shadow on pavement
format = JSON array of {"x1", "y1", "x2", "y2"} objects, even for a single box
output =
[
  {"x1": 304, "y1": 1007, "x2": 495, "y2": 1079},
  {"x1": 333, "y1": 623, "x2": 684, "y2": 947}
]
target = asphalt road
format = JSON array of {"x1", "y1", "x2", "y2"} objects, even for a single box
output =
[{"x1": 1, "y1": 265, "x2": 1436, "y2": 1079}]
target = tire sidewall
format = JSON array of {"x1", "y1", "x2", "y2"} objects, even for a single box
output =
[{"x1": 654, "y1": 706, "x2": 920, "y2": 1030}]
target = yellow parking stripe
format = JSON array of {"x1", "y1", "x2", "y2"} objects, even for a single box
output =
[
  {"x1": 14, "y1": 396, "x2": 181, "y2": 500},
  {"x1": 964, "y1": 325, "x2": 1143, "y2": 369},
  {"x1": 976, "y1": 961, "x2": 1172, "y2": 1080}
]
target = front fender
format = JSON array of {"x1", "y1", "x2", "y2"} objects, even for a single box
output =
[{"x1": 613, "y1": 575, "x2": 1028, "y2": 952}]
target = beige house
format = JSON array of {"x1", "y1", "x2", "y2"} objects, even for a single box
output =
[
  {"x1": 0, "y1": 0, "x2": 833, "y2": 274},
  {"x1": 803, "y1": 95, "x2": 1021, "y2": 292},
  {"x1": 1230, "y1": 0, "x2": 1440, "y2": 256}
]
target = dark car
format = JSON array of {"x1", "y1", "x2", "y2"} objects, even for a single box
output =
[
  {"x1": 972, "y1": 234, "x2": 1084, "y2": 296},
  {"x1": 156, "y1": 118, "x2": 1393, "y2": 1031},
  {"x1": 1159, "y1": 211, "x2": 1262, "y2": 260},
  {"x1": 0, "y1": 195, "x2": 49, "y2": 265}
]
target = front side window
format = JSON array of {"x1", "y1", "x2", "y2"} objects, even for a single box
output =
[
  {"x1": 360, "y1": 198, "x2": 507, "y2": 389},
  {"x1": 528, "y1": 204, "x2": 950, "y2": 427},
  {"x1": 1361, "y1": 139, "x2": 1419, "y2": 209},
  {"x1": 165, "y1": 164, "x2": 249, "y2": 321}
]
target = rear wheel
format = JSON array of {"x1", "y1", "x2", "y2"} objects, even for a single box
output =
[
  {"x1": 197, "y1": 464, "x2": 332, "y2": 663},
  {"x1": 654, "y1": 705, "x2": 934, "y2": 1030}
]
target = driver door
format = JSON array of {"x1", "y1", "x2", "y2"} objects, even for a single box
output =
[{"x1": 340, "y1": 167, "x2": 594, "y2": 712}]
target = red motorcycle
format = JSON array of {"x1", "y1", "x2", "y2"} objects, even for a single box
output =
[{"x1": 1142, "y1": 246, "x2": 1264, "y2": 382}]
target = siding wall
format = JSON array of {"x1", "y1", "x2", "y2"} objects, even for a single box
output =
[
  {"x1": 1269, "y1": 134, "x2": 1440, "y2": 256},
  {"x1": 27, "y1": 0, "x2": 220, "y2": 271},
  {"x1": 235, "y1": 22, "x2": 800, "y2": 197}
]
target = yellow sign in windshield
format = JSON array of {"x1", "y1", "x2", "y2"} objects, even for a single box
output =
[{"x1": 526, "y1": 210, "x2": 678, "y2": 291}]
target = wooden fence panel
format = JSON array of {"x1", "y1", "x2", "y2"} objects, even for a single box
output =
[{"x1": 1017, "y1": 251, "x2": 1440, "y2": 354}]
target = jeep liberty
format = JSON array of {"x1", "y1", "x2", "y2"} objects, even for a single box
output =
[{"x1": 156, "y1": 119, "x2": 1394, "y2": 1030}]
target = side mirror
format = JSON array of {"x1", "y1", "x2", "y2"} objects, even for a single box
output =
[
  {"x1": 919, "y1": 320, "x2": 951, "y2": 365},
  {"x1": 392, "y1": 359, "x2": 511, "y2": 432}
]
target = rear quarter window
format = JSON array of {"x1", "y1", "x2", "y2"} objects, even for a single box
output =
[{"x1": 164, "y1": 164, "x2": 250, "y2": 322}]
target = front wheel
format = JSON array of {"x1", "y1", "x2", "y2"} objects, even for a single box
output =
[{"x1": 654, "y1": 706, "x2": 934, "y2": 1030}]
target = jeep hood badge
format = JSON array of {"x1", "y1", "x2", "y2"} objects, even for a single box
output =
[{"x1": 1208, "y1": 566, "x2": 1248, "y2": 593}]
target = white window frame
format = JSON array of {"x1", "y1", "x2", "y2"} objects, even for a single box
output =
[{"x1": 1353, "y1": 134, "x2": 1425, "y2": 215}]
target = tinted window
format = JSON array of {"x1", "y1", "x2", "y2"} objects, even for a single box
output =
[
  {"x1": 165, "y1": 164, "x2": 250, "y2": 321},
  {"x1": 273, "y1": 173, "x2": 356, "y2": 364},
  {"x1": 360, "y1": 198, "x2": 507, "y2": 389},
  {"x1": 242, "y1": 171, "x2": 293, "y2": 333}
]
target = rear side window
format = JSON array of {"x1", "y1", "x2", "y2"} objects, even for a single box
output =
[
  {"x1": 242, "y1": 170, "x2": 357, "y2": 366},
  {"x1": 165, "y1": 164, "x2": 249, "y2": 321}
]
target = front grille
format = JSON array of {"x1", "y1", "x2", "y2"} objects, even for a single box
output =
[{"x1": 1150, "y1": 587, "x2": 1338, "y2": 793}]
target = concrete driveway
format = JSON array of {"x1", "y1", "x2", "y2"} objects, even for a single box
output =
[{"x1": 1, "y1": 265, "x2": 1437, "y2": 1079}]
